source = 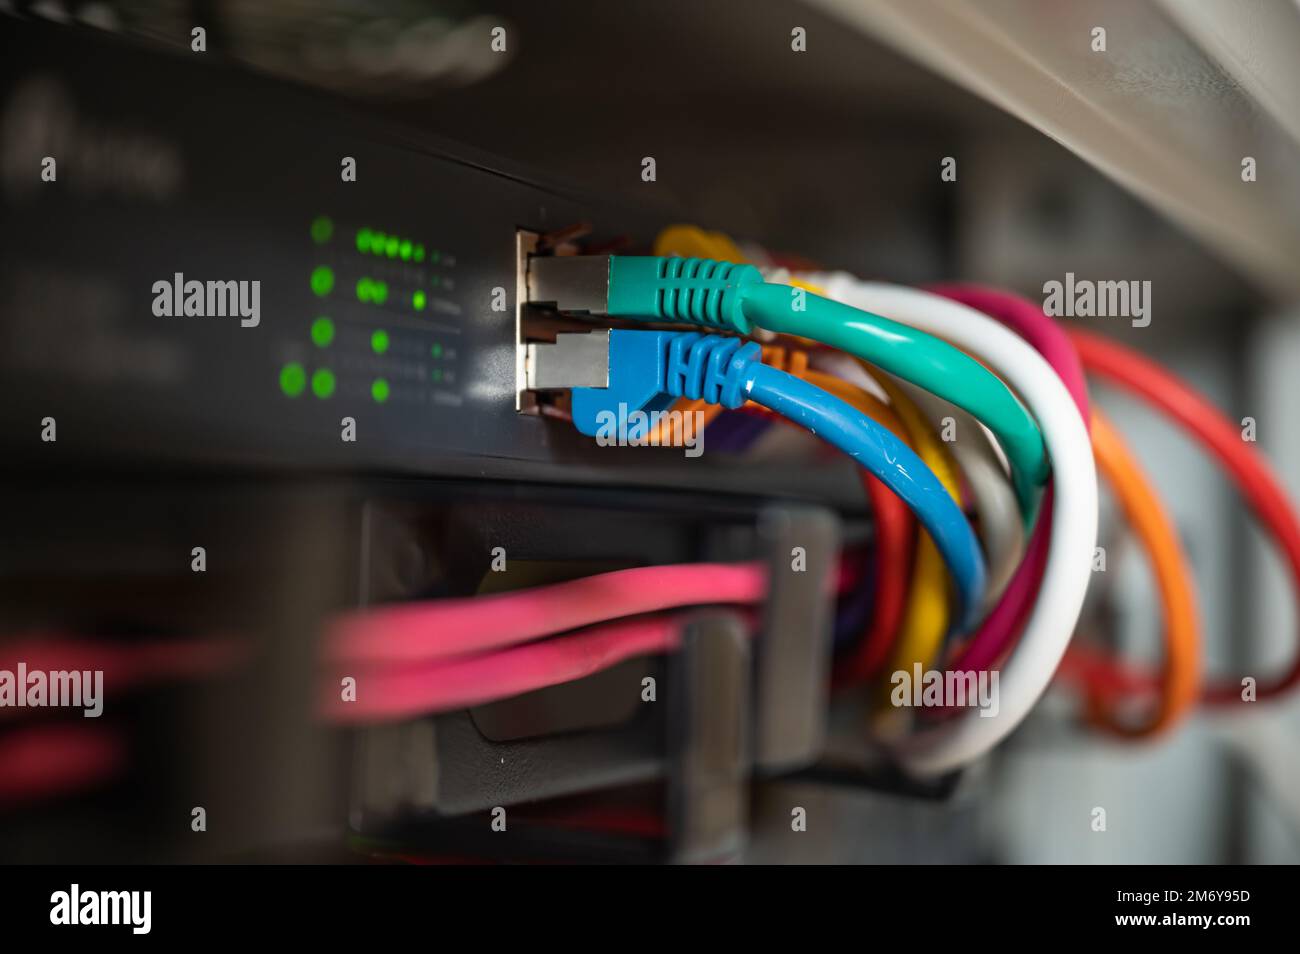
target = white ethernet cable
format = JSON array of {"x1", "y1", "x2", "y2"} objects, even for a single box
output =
[
  {"x1": 800, "y1": 274, "x2": 1098, "y2": 776},
  {"x1": 905, "y1": 386, "x2": 1026, "y2": 612}
]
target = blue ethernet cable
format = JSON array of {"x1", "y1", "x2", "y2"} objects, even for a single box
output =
[{"x1": 561, "y1": 329, "x2": 988, "y2": 631}]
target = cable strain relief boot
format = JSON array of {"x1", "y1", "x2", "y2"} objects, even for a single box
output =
[
  {"x1": 569, "y1": 330, "x2": 764, "y2": 436},
  {"x1": 608, "y1": 257, "x2": 763, "y2": 333},
  {"x1": 663, "y1": 333, "x2": 761, "y2": 407}
]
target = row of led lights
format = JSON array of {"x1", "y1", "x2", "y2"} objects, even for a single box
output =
[
  {"x1": 279, "y1": 362, "x2": 391, "y2": 403},
  {"x1": 310, "y1": 266, "x2": 439, "y2": 311},
  {"x1": 311, "y1": 215, "x2": 443, "y2": 266},
  {"x1": 278, "y1": 319, "x2": 447, "y2": 402},
  {"x1": 279, "y1": 362, "x2": 393, "y2": 404},
  {"x1": 309, "y1": 316, "x2": 447, "y2": 366},
  {"x1": 356, "y1": 227, "x2": 440, "y2": 265}
]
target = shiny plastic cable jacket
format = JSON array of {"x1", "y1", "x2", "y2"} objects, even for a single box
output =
[{"x1": 740, "y1": 360, "x2": 987, "y2": 631}]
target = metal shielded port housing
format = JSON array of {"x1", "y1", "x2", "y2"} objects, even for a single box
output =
[
  {"x1": 524, "y1": 331, "x2": 610, "y2": 391},
  {"x1": 515, "y1": 230, "x2": 616, "y2": 414}
]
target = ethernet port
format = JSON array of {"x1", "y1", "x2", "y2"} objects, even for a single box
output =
[{"x1": 515, "y1": 227, "x2": 612, "y2": 414}]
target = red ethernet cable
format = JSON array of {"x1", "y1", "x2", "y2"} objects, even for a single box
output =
[{"x1": 1069, "y1": 328, "x2": 1300, "y2": 705}]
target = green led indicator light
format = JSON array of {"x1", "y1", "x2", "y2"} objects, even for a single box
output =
[
  {"x1": 413, "y1": 290, "x2": 427, "y2": 311},
  {"x1": 279, "y1": 362, "x2": 306, "y2": 397},
  {"x1": 310, "y1": 266, "x2": 334, "y2": 297},
  {"x1": 310, "y1": 316, "x2": 334, "y2": 348},
  {"x1": 371, "y1": 378, "x2": 391, "y2": 403},
  {"x1": 310, "y1": 215, "x2": 333, "y2": 244},
  {"x1": 430, "y1": 342, "x2": 443, "y2": 359},
  {"x1": 429, "y1": 275, "x2": 441, "y2": 288},
  {"x1": 430, "y1": 249, "x2": 441, "y2": 265},
  {"x1": 371, "y1": 329, "x2": 390, "y2": 354},
  {"x1": 356, "y1": 278, "x2": 388, "y2": 304},
  {"x1": 311, "y1": 368, "x2": 336, "y2": 399},
  {"x1": 357, "y1": 228, "x2": 425, "y2": 262},
  {"x1": 431, "y1": 368, "x2": 443, "y2": 384}
]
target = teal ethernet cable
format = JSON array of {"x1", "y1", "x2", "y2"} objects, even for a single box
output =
[
  {"x1": 527, "y1": 255, "x2": 1049, "y2": 526},
  {"x1": 530, "y1": 328, "x2": 988, "y2": 631}
]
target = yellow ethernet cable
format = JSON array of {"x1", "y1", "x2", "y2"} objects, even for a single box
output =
[{"x1": 870, "y1": 372, "x2": 963, "y2": 696}]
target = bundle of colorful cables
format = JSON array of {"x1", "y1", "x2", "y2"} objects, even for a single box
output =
[
  {"x1": 611, "y1": 224, "x2": 1297, "y2": 767},
  {"x1": 308, "y1": 223, "x2": 1300, "y2": 783}
]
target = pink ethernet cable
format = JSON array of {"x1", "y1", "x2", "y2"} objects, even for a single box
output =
[
  {"x1": 319, "y1": 614, "x2": 688, "y2": 723},
  {"x1": 326, "y1": 562, "x2": 766, "y2": 665}
]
